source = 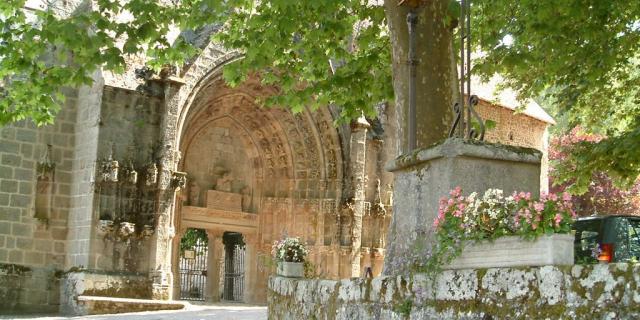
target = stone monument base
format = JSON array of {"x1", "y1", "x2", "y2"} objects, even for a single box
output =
[{"x1": 383, "y1": 138, "x2": 542, "y2": 275}]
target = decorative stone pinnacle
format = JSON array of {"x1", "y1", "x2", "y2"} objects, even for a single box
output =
[{"x1": 351, "y1": 114, "x2": 371, "y2": 130}]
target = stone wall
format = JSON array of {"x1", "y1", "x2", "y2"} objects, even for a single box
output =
[
  {"x1": 0, "y1": 264, "x2": 61, "y2": 314},
  {"x1": 89, "y1": 86, "x2": 163, "y2": 273},
  {"x1": 268, "y1": 263, "x2": 640, "y2": 320},
  {"x1": 60, "y1": 270, "x2": 151, "y2": 315}
]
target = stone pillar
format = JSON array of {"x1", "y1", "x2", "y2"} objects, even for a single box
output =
[
  {"x1": 383, "y1": 138, "x2": 542, "y2": 275},
  {"x1": 171, "y1": 228, "x2": 187, "y2": 300},
  {"x1": 205, "y1": 230, "x2": 224, "y2": 303},
  {"x1": 243, "y1": 234, "x2": 258, "y2": 303},
  {"x1": 148, "y1": 74, "x2": 186, "y2": 300},
  {"x1": 348, "y1": 116, "x2": 370, "y2": 278}
]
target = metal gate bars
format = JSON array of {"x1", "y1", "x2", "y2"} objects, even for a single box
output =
[
  {"x1": 179, "y1": 238, "x2": 208, "y2": 301},
  {"x1": 223, "y1": 241, "x2": 245, "y2": 301}
]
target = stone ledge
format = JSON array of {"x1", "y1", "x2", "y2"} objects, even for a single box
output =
[
  {"x1": 77, "y1": 296, "x2": 185, "y2": 315},
  {"x1": 386, "y1": 138, "x2": 542, "y2": 172}
]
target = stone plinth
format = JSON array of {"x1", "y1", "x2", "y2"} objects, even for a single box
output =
[
  {"x1": 206, "y1": 190, "x2": 242, "y2": 212},
  {"x1": 446, "y1": 234, "x2": 574, "y2": 270},
  {"x1": 60, "y1": 271, "x2": 151, "y2": 316},
  {"x1": 383, "y1": 138, "x2": 542, "y2": 275}
]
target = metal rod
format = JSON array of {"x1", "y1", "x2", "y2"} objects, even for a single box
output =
[
  {"x1": 465, "y1": 0, "x2": 472, "y2": 138},
  {"x1": 407, "y1": 10, "x2": 418, "y2": 151},
  {"x1": 459, "y1": 0, "x2": 466, "y2": 138}
]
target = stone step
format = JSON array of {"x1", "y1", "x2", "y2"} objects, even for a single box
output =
[{"x1": 76, "y1": 296, "x2": 186, "y2": 315}]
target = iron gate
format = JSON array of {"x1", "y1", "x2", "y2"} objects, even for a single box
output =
[
  {"x1": 179, "y1": 239, "x2": 208, "y2": 301},
  {"x1": 223, "y1": 243, "x2": 245, "y2": 301}
]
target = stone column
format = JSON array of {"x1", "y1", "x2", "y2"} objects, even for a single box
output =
[
  {"x1": 348, "y1": 116, "x2": 370, "y2": 278},
  {"x1": 383, "y1": 138, "x2": 542, "y2": 275},
  {"x1": 205, "y1": 230, "x2": 224, "y2": 303},
  {"x1": 171, "y1": 228, "x2": 187, "y2": 300},
  {"x1": 243, "y1": 234, "x2": 258, "y2": 303},
  {"x1": 148, "y1": 74, "x2": 186, "y2": 300}
]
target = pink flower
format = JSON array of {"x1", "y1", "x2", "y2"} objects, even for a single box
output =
[
  {"x1": 532, "y1": 223, "x2": 538, "y2": 230},
  {"x1": 533, "y1": 202, "x2": 545, "y2": 212},
  {"x1": 458, "y1": 203, "x2": 466, "y2": 210},
  {"x1": 447, "y1": 199, "x2": 454, "y2": 206},
  {"x1": 524, "y1": 192, "x2": 531, "y2": 200},
  {"x1": 554, "y1": 213, "x2": 562, "y2": 226},
  {"x1": 453, "y1": 210, "x2": 463, "y2": 217},
  {"x1": 562, "y1": 192, "x2": 572, "y2": 202},
  {"x1": 458, "y1": 196, "x2": 465, "y2": 202},
  {"x1": 433, "y1": 217, "x2": 440, "y2": 229},
  {"x1": 549, "y1": 193, "x2": 558, "y2": 201}
]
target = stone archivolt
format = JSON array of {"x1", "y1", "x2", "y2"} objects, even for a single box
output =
[{"x1": 170, "y1": 70, "x2": 390, "y2": 302}]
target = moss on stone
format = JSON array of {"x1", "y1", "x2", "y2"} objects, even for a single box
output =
[{"x1": 0, "y1": 263, "x2": 32, "y2": 275}]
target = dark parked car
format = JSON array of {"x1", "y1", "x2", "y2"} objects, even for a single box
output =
[{"x1": 573, "y1": 215, "x2": 640, "y2": 264}]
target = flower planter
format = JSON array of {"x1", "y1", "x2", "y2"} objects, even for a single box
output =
[
  {"x1": 446, "y1": 234, "x2": 574, "y2": 269},
  {"x1": 277, "y1": 261, "x2": 304, "y2": 278}
]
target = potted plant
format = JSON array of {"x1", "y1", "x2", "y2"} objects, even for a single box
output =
[
  {"x1": 427, "y1": 187, "x2": 576, "y2": 271},
  {"x1": 272, "y1": 237, "x2": 308, "y2": 278}
]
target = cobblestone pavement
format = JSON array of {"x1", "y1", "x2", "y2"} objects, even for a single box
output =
[{"x1": 1, "y1": 303, "x2": 267, "y2": 320}]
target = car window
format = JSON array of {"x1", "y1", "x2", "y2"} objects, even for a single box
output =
[
  {"x1": 574, "y1": 220, "x2": 601, "y2": 264},
  {"x1": 610, "y1": 218, "x2": 631, "y2": 262},
  {"x1": 628, "y1": 219, "x2": 640, "y2": 262}
]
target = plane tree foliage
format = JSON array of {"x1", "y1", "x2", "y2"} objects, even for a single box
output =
[{"x1": 1, "y1": 0, "x2": 639, "y2": 192}]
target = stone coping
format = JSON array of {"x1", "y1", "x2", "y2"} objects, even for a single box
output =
[
  {"x1": 386, "y1": 138, "x2": 542, "y2": 172},
  {"x1": 76, "y1": 296, "x2": 185, "y2": 315},
  {"x1": 77, "y1": 296, "x2": 186, "y2": 305},
  {"x1": 66, "y1": 269, "x2": 149, "y2": 277}
]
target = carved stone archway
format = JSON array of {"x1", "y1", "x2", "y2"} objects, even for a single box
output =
[{"x1": 170, "y1": 55, "x2": 345, "y2": 302}]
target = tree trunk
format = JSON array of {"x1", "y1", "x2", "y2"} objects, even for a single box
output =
[{"x1": 384, "y1": 0, "x2": 458, "y2": 153}]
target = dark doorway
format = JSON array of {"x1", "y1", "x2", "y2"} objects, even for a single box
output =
[
  {"x1": 223, "y1": 232, "x2": 245, "y2": 301},
  {"x1": 178, "y1": 228, "x2": 208, "y2": 301}
]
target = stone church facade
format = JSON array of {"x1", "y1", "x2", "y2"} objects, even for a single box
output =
[{"x1": 0, "y1": 13, "x2": 554, "y2": 314}]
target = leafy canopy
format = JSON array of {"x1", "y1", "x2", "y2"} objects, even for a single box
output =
[{"x1": 1, "y1": 0, "x2": 640, "y2": 191}]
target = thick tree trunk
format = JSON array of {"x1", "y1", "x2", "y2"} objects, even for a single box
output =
[{"x1": 384, "y1": 0, "x2": 458, "y2": 153}]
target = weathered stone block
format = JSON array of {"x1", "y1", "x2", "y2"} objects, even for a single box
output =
[
  {"x1": 11, "y1": 223, "x2": 33, "y2": 237},
  {"x1": 13, "y1": 168, "x2": 34, "y2": 181},
  {"x1": 1, "y1": 207, "x2": 21, "y2": 222},
  {"x1": 10, "y1": 194, "x2": 32, "y2": 207},
  {"x1": 17, "y1": 181, "x2": 32, "y2": 195},
  {"x1": 15, "y1": 129, "x2": 37, "y2": 143},
  {"x1": 0, "y1": 141, "x2": 19, "y2": 153},
  {"x1": 1, "y1": 154, "x2": 21, "y2": 167},
  {"x1": 0, "y1": 179, "x2": 18, "y2": 193},
  {"x1": 206, "y1": 190, "x2": 243, "y2": 212},
  {"x1": 15, "y1": 237, "x2": 34, "y2": 249},
  {"x1": 0, "y1": 166, "x2": 12, "y2": 179},
  {"x1": 384, "y1": 139, "x2": 541, "y2": 275},
  {"x1": 8, "y1": 250, "x2": 23, "y2": 263}
]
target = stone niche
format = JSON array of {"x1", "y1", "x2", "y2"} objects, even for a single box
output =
[
  {"x1": 383, "y1": 138, "x2": 542, "y2": 275},
  {"x1": 182, "y1": 120, "x2": 256, "y2": 213}
]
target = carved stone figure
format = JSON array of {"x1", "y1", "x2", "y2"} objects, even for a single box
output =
[
  {"x1": 145, "y1": 163, "x2": 158, "y2": 186},
  {"x1": 188, "y1": 181, "x2": 201, "y2": 206},
  {"x1": 215, "y1": 171, "x2": 233, "y2": 192}
]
